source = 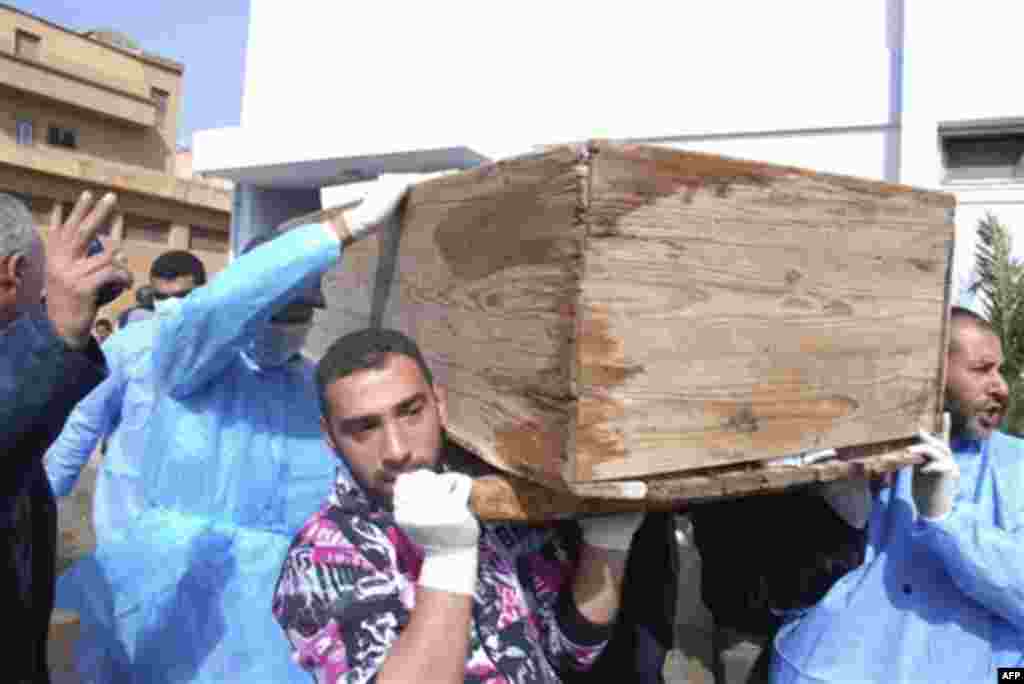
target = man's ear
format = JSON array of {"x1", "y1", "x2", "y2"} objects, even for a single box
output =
[
  {"x1": 0, "y1": 254, "x2": 22, "y2": 294},
  {"x1": 2, "y1": 252, "x2": 24, "y2": 281},
  {"x1": 320, "y1": 415, "x2": 340, "y2": 454},
  {"x1": 433, "y1": 383, "x2": 449, "y2": 428}
]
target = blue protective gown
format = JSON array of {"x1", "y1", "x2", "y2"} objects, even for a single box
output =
[
  {"x1": 46, "y1": 317, "x2": 158, "y2": 543},
  {"x1": 772, "y1": 431, "x2": 1024, "y2": 683},
  {"x1": 55, "y1": 223, "x2": 347, "y2": 683}
]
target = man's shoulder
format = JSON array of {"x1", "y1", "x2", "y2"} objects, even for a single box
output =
[
  {"x1": 283, "y1": 502, "x2": 401, "y2": 575},
  {"x1": 293, "y1": 505, "x2": 348, "y2": 544},
  {"x1": 989, "y1": 431, "x2": 1024, "y2": 476},
  {"x1": 993, "y1": 430, "x2": 1024, "y2": 450},
  {"x1": 290, "y1": 501, "x2": 386, "y2": 550}
]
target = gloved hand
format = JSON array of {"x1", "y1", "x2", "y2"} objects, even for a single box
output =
[
  {"x1": 393, "y1": 469, "x2": 480, "y2": 596},
  {"x1": 578, "y1": 512, "x2": 645, "y2": 552},
  {"x1": 908, "y1": 428, "x2": 960, "y2": 520},
  {"x1": 339, "y1": 172, "x2": 450, "y2": 246}
]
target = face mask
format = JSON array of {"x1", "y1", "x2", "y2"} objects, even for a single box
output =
[
  {"x1": 820, "y1": 477, "x2": 873, "y2": 530},
  {"x1": 246, "y1": 321, "x2": 312, "y2": 368},
  {"x1": 154, "y1": 297, "x2": 183, "y2": 316}
]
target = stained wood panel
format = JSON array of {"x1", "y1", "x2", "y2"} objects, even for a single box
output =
[{"x1": 569, "y1": 143, "x2": 953, "y2": 481}]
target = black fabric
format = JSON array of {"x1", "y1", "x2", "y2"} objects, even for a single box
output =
[
  {"x1": 563, "y1": 512, "x2": 679, "y2": 683},
  {"x1": 553, "y1": 579, "x2": 615, "y2": 647},
  {"x1": 1, "y1": 311, "x2": 107, "y2": 682},
  {"x1": 691, "y1": 488, "x2": 868, "y2": 639}
]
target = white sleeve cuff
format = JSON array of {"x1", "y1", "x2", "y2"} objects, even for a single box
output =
[
  {"x1": 920, "y1": 509, "x2": 953, "y2": 525},
  {"x1": 320, "y1": 222, "x2": 341, "y2": 245}
]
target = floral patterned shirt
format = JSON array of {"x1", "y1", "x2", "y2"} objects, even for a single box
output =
[{"x1": 272, "y1": 468, "x2": 611, "y2": 683}]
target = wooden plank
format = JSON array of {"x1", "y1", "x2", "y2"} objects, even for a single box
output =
[
  {"x1": 470, "y1": 438, "x2": 922, "y2": 522},
  {"x1": 569, "y1": 143, "x2": 954, "y2": 482}
]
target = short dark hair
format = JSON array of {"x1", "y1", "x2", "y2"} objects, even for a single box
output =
[
  {"x1": 95, "y1": 318, "x2": 112, "y2": 330},
  {"x1": 949, "y1": 305, "x2": 996, "y2": 354},
  {"x1": 150, "y1": 250, "x2": 207, "y2": 286},
  {"x1": 316, "y1": 328, "x2": 434, "y2": 416}
]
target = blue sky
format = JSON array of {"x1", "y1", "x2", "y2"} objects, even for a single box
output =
[{"x1": 14, "y1": 0, "x2": 250, "y2": 148}]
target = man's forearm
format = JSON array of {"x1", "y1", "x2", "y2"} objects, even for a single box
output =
[
  {"x1": 918, "y1": 508, "x2": 1024, "y2": 630},
  {"x1": 376, "y1": 587, "x2": 472, "y2": 684},
  {"x1": 153, "y1": 222, "x2": 339, "y2": 396},
  {"x1": 571, "y1": 544, "x2": 629, "y2": 626}
]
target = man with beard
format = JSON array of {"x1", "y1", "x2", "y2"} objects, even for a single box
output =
[
  {"x1": 273, "y1": 328, "x2": 643, "y2": 683},
  {"x1": 771, "y1": 306, "x2": 1024, "y2": 682}
]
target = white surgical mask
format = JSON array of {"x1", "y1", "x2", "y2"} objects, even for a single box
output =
[
  {"x1": 246, "y1": 321, "x2": 312, "y2": 368},
  {"x1": 154, "y1": 297, "x2": 183, "y2": 317}
]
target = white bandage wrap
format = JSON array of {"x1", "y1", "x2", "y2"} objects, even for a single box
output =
[
  {"x1": 394, "y1": 470, "x2": 480, "y2": 596},
  {"x1": 417, "y1": 545, "x2": 479, "y2": 597}
]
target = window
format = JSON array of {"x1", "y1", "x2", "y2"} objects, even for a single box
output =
[
  {"x1": 151, "y1": 87, "x2": 169, "y2": 122},
  {"x1": 941, "y1": 120, "x2": 1024, "y2": 182},
  {"x1": 15, "y1": 120, "x2": 32, "y2": 145},
  {"x1": 14, "y1": 29, "x2": 40, "y2": 59},
  {"x1": 151, "y1": 88, "x2": 169, "y2": 113},
  {"x1": 47, "y1": 125, "x2": 77, "y2": 149},
  {"x1": 189, "y1": 226, "x2": 229, "y2": 253}
]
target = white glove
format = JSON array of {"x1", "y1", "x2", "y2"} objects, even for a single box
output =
[
  {"x1": 393, "y1": 469, "x2": 480, "y2": 596},
  {"x1": 343, "y1": 172, "x2": 451, "y2": 245},
  {"x1": 578, "y1": 512, "x2": 645, "y2": 552},
  {"x1": 908, "y1": 428, "x2": 960, "y2": 520}
]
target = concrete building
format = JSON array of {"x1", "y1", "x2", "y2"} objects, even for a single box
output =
[{"x1": 0, "y1": 3, "x2": 232, "y2": 323}]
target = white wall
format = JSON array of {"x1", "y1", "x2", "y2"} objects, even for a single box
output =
[
  {"x1": 240, "y1": 0, "x2": 894, "y2": 160},
  {"x1": 900, "y1": 0, "x2": 1024, "y2": 189},
  {"x1": 897, "y1": 0, "x2": 1024, "y2": 298},
  {"x1": 211, "y1": 0, "x2": 1024, "y2": 307}
]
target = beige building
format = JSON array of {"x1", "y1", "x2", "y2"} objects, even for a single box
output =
[{"x1": 0, "y1": 4, "x2": 232, "y2": 323}]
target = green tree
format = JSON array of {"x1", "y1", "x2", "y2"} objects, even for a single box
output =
[{"x1": 968, "y1": 212, "x2": 1024, "y2": 435}]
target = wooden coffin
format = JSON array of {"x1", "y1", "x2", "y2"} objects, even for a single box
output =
[{"x1": 309, "y1": 142, "x2": 955, "y2": 518}]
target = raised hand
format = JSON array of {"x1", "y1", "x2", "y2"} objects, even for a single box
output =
[{"x1": 46, "y1": 192, "x2": 132, "y2": 349}]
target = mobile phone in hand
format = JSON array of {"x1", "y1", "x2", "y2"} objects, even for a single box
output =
[{"x1": 87, "y1": 238, "x2": 129, "y2": 307}]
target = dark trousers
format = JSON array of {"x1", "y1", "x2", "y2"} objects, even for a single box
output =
[
  {"x1": 5, "y1": 474, "x2": 57, "y2": 683},
  {"x1": 566, "y1": 512, "x2": 679, "y2": 683}
]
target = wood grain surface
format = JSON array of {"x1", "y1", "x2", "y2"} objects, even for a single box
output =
[{"x1": 570, "y1": 142, "x2": 955, "y2": 482}]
